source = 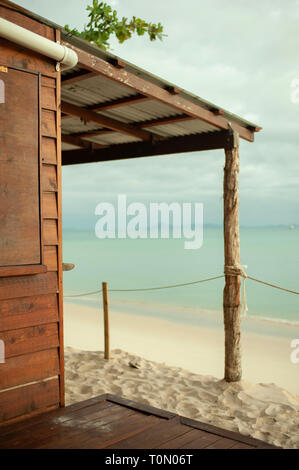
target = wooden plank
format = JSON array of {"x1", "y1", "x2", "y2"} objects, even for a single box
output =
[
  {"x1": 180, "y1": 432, "x2": 226, "y2": 449},
  {"x1": 0, "y1": 405, "x2": 58, "y2": 429},
  {"x1": 0, "y1": 294, "x2": 58, "y2": 331},
  {"x1": 44, "y1": 246, "x2": 58, "y2": 271},
  {"x1": 106, "y1": 394, "x2": 176, "y2": 419},
  {"x1": 61, "y1": 101, "x2": 152, "y2": 142},
  {"x1": 0, "y1": 272, "x2": 58, "y2": 301},
  {"x1": 41, "y1": 110, "x2": 56, "y2": 138},
  {"x1": 62, "y1": 42, "x2": 255, "y2": 142},
  {"x1": 73, "y1": 128, "x2": 113, "y2": 138},
  {"x1": 0, "y1": 399, "x2": 116, "y2": 448},
  {"x1": 41, "y1": 137, "x2": 57, "y2": 164},
  {"x1": 0, "y1": 395, "x2": 111, "y2": 440},
  {"x1": 0, "y1": 38, "x2": 55, "y2": 75},
  {"x1": 42, "y1": 192, "x2": 58, "y2": 219},
  {"x1": 0, "y1": 378, "x2": 59, "y2": 424},
  {"x1": 24, "y1": 404, "x2": 137, "y2": 449},
  {"x1": 180, "y1": 416, "x2": 275, "y2": 448},
  {"x1": 0, "y1": 323, "x2": 59, "y2": 359},
  {"x1": 0, "y1": 393, "x2": 276, "y2": 449},
  {"x1": 42, "y1": 164, "x2": 57, "y2": 192},
  {"x1": 106, "y1": 417, "x2": 190, "y2": 449},
  {"x1": 204, "y1": 437, "x2": 244, "y2": 449},
  {"x1": 62, "y1": 130, "x2": 232, "y2": 165},
  {"x1": 71, "y1": 114, "x2": 193, "y2": 138},
  {"x1": 230, "y1": 442, "x2": 255, "y2": 449},
  {"x1": 46, "y1": 412, "x2": 162, "y2": 449},
  {"x1": 0, "y1": 348, "x2": 60, "y2": 390},
  {"x1": 41, "y1": 85, "x2": 56, "y2": 111},
  {"x1": 43, "y1": 219, "x2": 58, "y2": 245},
  {"x1": 157, "y1": 428, "x2": 205, "y2": 449},
  {"x1": 61, "y1": 133, "x2": 106, "y2": 149},
  {"x1": 0, "y1": 265, "x2": 46, "y2": 278},
  {"x1": 41, "y1": 76, "x2": 56, "y2": 89},
  {"x1": 0, "y1": 67, "x2": 41, "y2": 266}
]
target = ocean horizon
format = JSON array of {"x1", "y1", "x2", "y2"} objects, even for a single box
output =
[{"x1": 62, "y1": 226, "x2": 299, "y2": 329}]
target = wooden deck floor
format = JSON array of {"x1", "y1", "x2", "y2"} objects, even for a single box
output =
[{"x1": 0, "y1": 394, "x2": 276, "y2": 449}]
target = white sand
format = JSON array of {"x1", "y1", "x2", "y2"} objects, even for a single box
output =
[{"x1": 64, "y1": 302, "x2": 299, "y2": 449}]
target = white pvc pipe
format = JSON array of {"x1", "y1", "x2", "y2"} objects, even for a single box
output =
[{"x1": 0, "y1": 17, "x2": 78, "y2": 70}]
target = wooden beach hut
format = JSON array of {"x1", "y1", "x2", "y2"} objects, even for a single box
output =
[{"x1": 0, "y1": 0, "x2": 262, "y2": 432}]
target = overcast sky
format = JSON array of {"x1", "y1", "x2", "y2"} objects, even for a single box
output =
[{"x1": 15, "y1": 0, "x2": 299, "y2": 227}]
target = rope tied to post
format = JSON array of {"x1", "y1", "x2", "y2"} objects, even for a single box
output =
[
  {"x1": 224, "y1": 264, "x2": 248, "y2": 317},
  {"x1": 64, "y1": 272, "x2": 299, "y2": 299}
]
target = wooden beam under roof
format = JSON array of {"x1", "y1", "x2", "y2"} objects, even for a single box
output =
[
  {"x1": 61, "y1": 94, "x2": 151, "y2": 120},
  {"x1": 61, "y1": 101, "x2": 153, "y2": 142},
  {"x1": 62, "y1": 129, "x2": 235, "y2": 165},
  {"x1": 62, "y1": 41, "x2": 256, "y2": 142},
  {"x1": 65, "y1": 114, "x2": 196, "y2": 140},
  {"x1": 61, "y1": 133, "x2": 107, "y2": 149}
]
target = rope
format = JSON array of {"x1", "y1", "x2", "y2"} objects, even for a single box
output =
[
  {"x1": 247, "y1": 276, "x2": 299, "y2": 295},
  {"x1": 109, "y1": 275, "x2": 224, "y2": 292},
  {"x1": 63, "y1": 275, "x2": 224, "y2": 297},
  {"x1": 224, "y1": 264, "x2": 248, "y2": 316},
  {"x1": 64, "y1": 290, "x2": 101, "y2": 298},
  {"x1": 64, "y1": 272, "x2": 299, "y2": 298}
]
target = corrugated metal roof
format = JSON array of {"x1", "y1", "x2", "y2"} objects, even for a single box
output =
[
  {"x1": 61, "y1": 74, "x2": 138, "y2": 107},
  {"x1": 99, "y1": 100, "x2": 182, "y2": 124},
  {"x1": 2, "y1": 0, "x2": 260, "y2": 150},
  {"x1": 59, "y1": 34, "x2": 259, "y2": 132},
  {"x1": 148, "y1": 120, "x2": 218, "y2": 138}
]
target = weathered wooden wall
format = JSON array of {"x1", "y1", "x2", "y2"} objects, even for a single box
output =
[{"x1": 0, "y1": 3, "x2": 64, "y2": 425}]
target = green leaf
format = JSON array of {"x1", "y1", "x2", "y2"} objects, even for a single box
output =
[{"x1": 65, "y1": 1, "x2": 164, "y2": 50}]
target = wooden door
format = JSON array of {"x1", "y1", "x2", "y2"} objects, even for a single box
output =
[{"x1": 0, "y1": 67, "x2": 41, "y2": 267}]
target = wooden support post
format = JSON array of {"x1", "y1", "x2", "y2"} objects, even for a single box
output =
[
  {"x1": 223, "y1": 129, "x2": 242, "y2": 382},
  {"x1": 102, "y1": 282, "x2": 110, "y2": 360}
]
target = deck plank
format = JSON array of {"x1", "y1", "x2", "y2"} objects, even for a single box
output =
[
  {"x1": 0, "y1": 401, "x2": 123, "y2": 449},
  {"x1": 0, "y1": 396, "x2": 113, "y2": 445},
  {"x1": 79, "y1": 413, "x2": 163, "y2": 450},
  {"x1": 106, "y1": 417, "x2": 192, "y2": 449},
  {"x1": 0, "y1": 394, "x2": 277, "y2": 449},
  {"x1": 35, "y1": 406, "x2": 139, "y2": 449},
  {"x1": 157, "y1": 429, "x2": 207, "y2": 449}
]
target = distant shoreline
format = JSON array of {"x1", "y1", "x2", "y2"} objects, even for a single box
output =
[{"x1": 63, "y1": 224, "x2": 299, "y2": 232}]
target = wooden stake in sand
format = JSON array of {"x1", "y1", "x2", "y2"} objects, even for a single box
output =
[
  {"x1": 102, "y1": 282, "x2": 110, "y2": 360},
  {"x1": 223, "y1": 129, "x2": 242, "y2": 382}
]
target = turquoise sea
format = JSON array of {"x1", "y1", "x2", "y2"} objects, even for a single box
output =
[{"x1": 62, "y1": 227, "x2": 299, "y2": 333}]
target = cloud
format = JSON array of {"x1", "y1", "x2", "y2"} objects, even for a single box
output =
[{"x1": 15, "y1": 0, "x2": 299, "y2": 226}]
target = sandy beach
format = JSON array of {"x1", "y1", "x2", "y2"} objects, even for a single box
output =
[{"x1": 63, "y1": 301, "x2": 299, "y2": 449}]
